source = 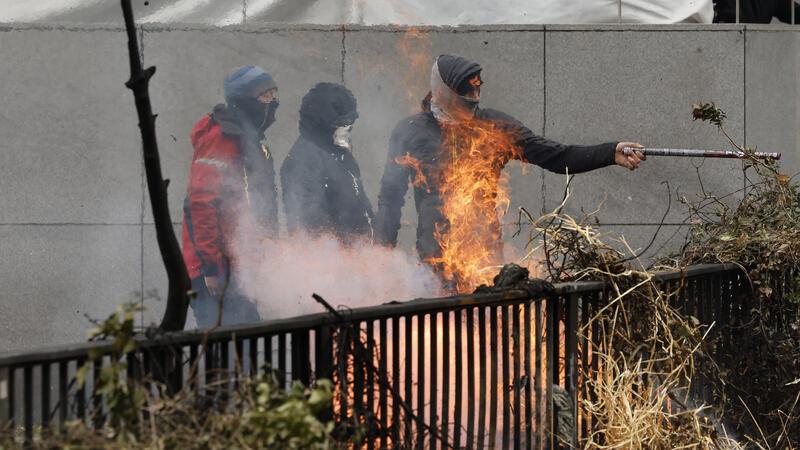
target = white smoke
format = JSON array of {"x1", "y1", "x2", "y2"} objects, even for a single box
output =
[{"x1": 234, "y1": 232, "x2": 444, "y2": 319}]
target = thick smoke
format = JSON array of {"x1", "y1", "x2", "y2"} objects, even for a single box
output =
[{"x1": 234, "y1": 232, "x2": 444, "y2": 320}]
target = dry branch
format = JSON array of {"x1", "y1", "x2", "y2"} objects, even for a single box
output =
[{"x1": 121, "y1": 0, "x2": 191, "y2": 332}]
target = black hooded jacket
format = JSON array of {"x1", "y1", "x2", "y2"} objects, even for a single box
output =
[
  {"x1": 374, "y1": 55, "x2": 618, "y2": 262},
  {"x1": 280, "y1": 83, "x2": 374, "y2": 242}
]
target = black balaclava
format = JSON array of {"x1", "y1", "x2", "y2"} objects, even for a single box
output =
[
  {"x1": 299, "y1": 82, "x2": 359, "y2": 150},
  {"x1": 234, "y1": 97, "x2": 279, "y2": 132},
  {"x1": 224, "y1": 65, "x2": 279, "y2": 133}
]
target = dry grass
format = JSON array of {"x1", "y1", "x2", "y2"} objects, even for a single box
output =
[{"x1": 518, "y1": 180, "x2": 741, "y2": 449}]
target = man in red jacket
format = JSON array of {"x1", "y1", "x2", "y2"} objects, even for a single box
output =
[{"x1": 182, "y1": 65, "x2": 280, "y2": 328}]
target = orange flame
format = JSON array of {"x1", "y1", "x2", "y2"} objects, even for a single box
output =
[
  {"x1": 468, "y1": 76, "x2": 482, "y2": 88},
  {"x1": 394, "y1": 153, "x2": 430, "y2": 193},
  {"x1": 395, "y1": 28, "x2": 432, "y2": 111},
  {"x1": 429, "y1": 119, "x2": 523, "y2": 293}
]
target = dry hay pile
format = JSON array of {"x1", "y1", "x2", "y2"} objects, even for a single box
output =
[
  {"x1": 519, "y1": 186, "x2": 729, "y2": 449},
  {"x1": 665, "y1": 104, "x2": 800, "y2": 448},
  {"x1": 518, "y1": 103, "x2": 800, "y2": 448}
]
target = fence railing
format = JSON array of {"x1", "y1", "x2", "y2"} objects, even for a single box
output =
[{"x1": 0, "y1": 263, "x2": 766, "y2": 448}]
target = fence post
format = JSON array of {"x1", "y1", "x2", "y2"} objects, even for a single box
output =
[
  {"x1": 564, "y1": 294, "x2": 579, "y2": 447},
  {"x1": 291, "y1": 330, "x2": 311, "y2": 385},
  {"x1": 23, "y1": 365, "x2": 32, "y2": 443},
  {"x1": 546, "y1": 296, "x2": 556, "y2": 449},
  {"x1": 0, "y1": 367, "x2": 10, "y2": 429},
  {"x1": 314, "y1": 325, "x2": 334, "y2": 423}
]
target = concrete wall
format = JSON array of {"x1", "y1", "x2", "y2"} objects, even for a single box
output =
[{"x1": 0, "y1": 23, "x2": 797, "y2": 352}]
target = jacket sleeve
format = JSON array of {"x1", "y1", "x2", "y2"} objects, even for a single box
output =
[
  {"x1": 185, "y1": 139, "x2": 237, "y2": 277},
  {"x1": 374, "y1": 122, "x2": 412, "y2": 247},
  {"x1": 488, "y1": 109, "x2": 617, "y2": 174}
]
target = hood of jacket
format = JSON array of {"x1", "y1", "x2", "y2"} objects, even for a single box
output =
[
  {"x1": 428, "y1": 54, "x2": 482, "y2": 123},
  {"x1": 299, "y1": 82, "x2": 359, "y2": 151}
]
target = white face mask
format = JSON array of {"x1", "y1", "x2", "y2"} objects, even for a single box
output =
[{"x1": 333, "y1": 125, "x2": 353, "y2": 150}]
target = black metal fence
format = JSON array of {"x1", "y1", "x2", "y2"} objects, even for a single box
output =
[{"x1": 0, "y1": 263, "x2": 764, "y2": 448}]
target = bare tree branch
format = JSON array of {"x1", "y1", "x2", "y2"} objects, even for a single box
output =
[{"x1": 121, "y1": 0, "x2": 191, "y2": 332}]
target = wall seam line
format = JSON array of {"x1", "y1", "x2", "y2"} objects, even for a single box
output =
[
  {"x1": 340, "y1": 26, "x2": 347, "y2": 85},
  {"x1": 742, "y1": 28, "x2": 748, "y2": 197},
  {"x1": 139, "y1": 23, "x2": 146, "y2": 325},
  {"x1": 542, "y1": 26, "x2": 547, "y2": 137},
  {"x1": 743, "y1": 28, "x2": 747, "y2": 149},
  {"x1": 541, "y1": 26, "x2": 548, "y2": 215}
]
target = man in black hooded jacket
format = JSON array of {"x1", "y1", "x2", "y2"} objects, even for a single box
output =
[
  {"x1": 281, "y1": 82, "x2": 374, "y2": 243},
  {"x1": 375, "y1": 54, "x2": 645, "y2": 284}
]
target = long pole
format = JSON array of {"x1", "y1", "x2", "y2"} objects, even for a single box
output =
[{"x1": 623, "y1": 147, "x2": 781, "y2": 160}]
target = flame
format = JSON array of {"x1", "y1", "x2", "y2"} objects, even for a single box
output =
[
  {"x1": 468, "y1": 75, "x2": 482, "y2": 88},
  {"x1": 395, "y1": 28, "x2": 432, "y2": 111},
  {"x1": 394, "y1": 153, "x2": 430, "y2": 193},
  {"x1": 429, "y1": 119, "x2": 523, "y2": 293}
]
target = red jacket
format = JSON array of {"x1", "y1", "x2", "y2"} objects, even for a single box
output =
[{"x1": 182, "y1": 109, "x2": 252, "y2": 280}]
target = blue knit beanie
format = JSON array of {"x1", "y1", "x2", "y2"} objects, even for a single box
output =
[{"x1": 224, "y1": 65, "x2": 277, "y2": 104}]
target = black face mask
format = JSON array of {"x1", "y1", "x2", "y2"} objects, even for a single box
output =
[
  {"x1": 235, "y1": 97, "x2": 279, "y2": 131},
  {"x1": 264, "y1": 100, "x2": 279, "y2": 130}
]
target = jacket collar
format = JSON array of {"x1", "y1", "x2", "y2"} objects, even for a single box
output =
[{"x1": 211, "y1": 103, "x2": 261, "y2": 139}]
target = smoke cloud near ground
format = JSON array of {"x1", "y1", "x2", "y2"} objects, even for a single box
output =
[{"x1": 234, "y1": 232, "x2": 444, "y2": 319}]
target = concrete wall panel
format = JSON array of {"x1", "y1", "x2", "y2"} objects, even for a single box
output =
[
  {"x1": 0, "y1": 28, "x2": 142, "y2": 224},
  {"x1": 0, "y1": 225, "x2": 141, "y2": 352},
  {"x1": 0, "y1": 24, "x2": 797, "y2": 352},
  {"x1": 544, "y1": 29, "x2": 745, "y2": 230},
  {"x1": 745, "y1": 30, "x2": 799, "y2": 176}
]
